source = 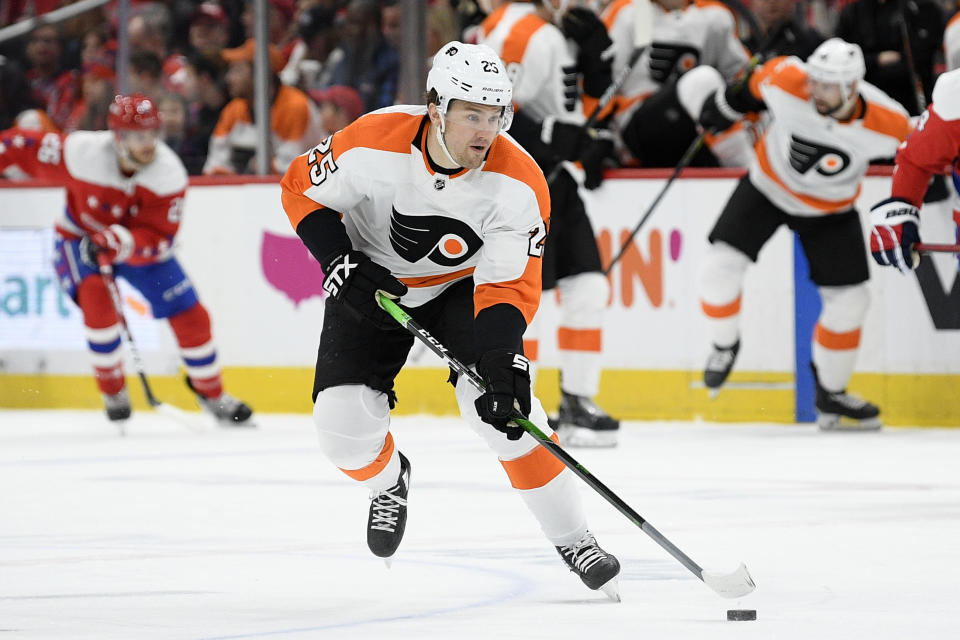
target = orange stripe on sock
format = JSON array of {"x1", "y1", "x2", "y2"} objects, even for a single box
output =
[
  {"x1": 523, "y1": 339, "x2": 539, "y2": 362},
  {"x1": 701, "y1": 296, "x2": 741, "y2": 319},
  {"x1": 814, "y1": 324, "x2": 861, "y2": 350},
  {"x1": 557, "y1": 327, "x2": 602, "y2": 352},
  {"x1": 500, "y1": 433, "x2": 565, "y2": 490},
  {"x1": 340, "y1": 432, "x2": 395, "y2": 481}
]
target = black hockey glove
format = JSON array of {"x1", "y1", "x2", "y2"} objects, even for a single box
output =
[
  {"x1": 580, "y1": 129, "x2": 615, "y2": 190},
  {"x1": 561, "y1": 7, "x2": 614, "y2": 98},
  {"x1": 321, "y1": 249, "x2": 408, "y2": 329},
  {"x1": 475, "y1": 349, "x2": 532, "y2": 441},
  {"x1": 698, "y1": 90, "x2": 742, "y2": 134},
  {"x1": 542, "y1": 118, "x2": 589, "y2": 162}
]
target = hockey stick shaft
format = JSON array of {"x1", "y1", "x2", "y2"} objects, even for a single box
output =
[
  {"x1": 914, "y1": 243, "x2": 960, "y2": 253},
  {"x1": 603, "y1": 131, "x2": 706, "y2": 275},
  {"x1": 97, "y1": 254, "x2": 161, "y2": 408},
  {"x1": 376, "y1": 294, "x2": 754, "y2": 598},
  {"x1": 898, "y1": 0, "x2": 926, "y2": 111}
]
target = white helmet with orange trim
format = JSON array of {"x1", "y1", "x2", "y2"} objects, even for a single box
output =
[{"x1": 427, "y1": 41, "x2": 514, "y2": 164}]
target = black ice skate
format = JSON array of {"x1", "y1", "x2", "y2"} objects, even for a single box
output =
[
  {"x1": 103, "y1": 388, "x2": 131, "y2": 422},
  {"x1": 555, "y1": 530, "x2": 621, "y2": 601},
  {"x1": 704, "y1": 340, "x2": 740, "y2": 397},
  {"x1": 553, "y1": 392, "x2": 620, "y2": 448},
  {"x1": 367, "y1": 451, "x2": 411, "y2": 566},
  {"x1": 813, "y1": 365, "x2": 881, "y2": 431},
  {"x1": 186, "y1": 377, "x2": 254, "y2": 425}
]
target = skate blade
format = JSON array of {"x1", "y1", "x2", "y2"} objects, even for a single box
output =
[
  {"x1": 599, "y1": 575, "x2": 621, "y2": 602},
  {"x1": 556, "y1": 425, "x2": 618, "y2": 448},
  {"x1": 383, "y1": 557, "x2": 393, "y2": 569},
  {"x1": 708, "y1": 388, "x2": 720, "y2": 400},
  {"x1": 818, "y1": 414, "x2": 882, "y2": 432}
]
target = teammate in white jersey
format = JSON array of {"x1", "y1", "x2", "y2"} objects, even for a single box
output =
[
  {"x1": 602, "y1": 0, "x2": 753, "y2": 168},
  {"x1": 696, "y1": 39, "x2": 912, "y2": 430},
  {"x1": 478, "y1": 1, "x2": 622, "y2": 447},
  {"x1": 280, "y1": 42, "x2": 621, "y2": 598}
]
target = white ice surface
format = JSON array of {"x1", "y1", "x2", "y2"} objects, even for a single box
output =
[{"x1": 1, "y1": 410, "x2": 959, "y2": 639}]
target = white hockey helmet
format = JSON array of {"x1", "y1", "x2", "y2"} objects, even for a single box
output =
[
  {"x1": 806, "y1": 38, "x2": 865, "y2": 93},
  {"x1": 427, "y1": 41, "x2": 514, "y2": 131}
]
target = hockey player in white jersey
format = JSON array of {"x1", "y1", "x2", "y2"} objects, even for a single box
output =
[
  {"x1": 602, "y1": 0, "x2": 754, "y2": 168},
  {"x1": 478, "y1": 1, "x2": 622, "y2": 447},
  {"x1": 696, "y1": 39, "x2": 912, "y2": 430},
  {"x1": 280, "y1": 42, "x2": 621, "y2": 598}
]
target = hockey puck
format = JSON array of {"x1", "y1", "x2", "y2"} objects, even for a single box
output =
[{"x1": 727, "y1": 609, "x2": 756, "y2": 621}]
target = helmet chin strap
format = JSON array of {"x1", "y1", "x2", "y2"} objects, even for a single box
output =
[
  {"x1": 435, "y1": 110, "x2": 461, "y2": 168},
  {"x1": 826, "y1": 83, "x2": 858, "y2": 118}
]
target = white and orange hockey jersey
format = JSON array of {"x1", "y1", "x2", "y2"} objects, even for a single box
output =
[
  {"x1": 744, "y1": 57, "x2": 912, "y2": 216},
  {"x1": 602, "y1": 0, "x2": 750, "y2": 122},
  {"x1": 477, "y1": 3, "x2": 585, "y2": 126},
  {"x1": 280, "y1": 105, "x2": 550, "y2": 323}
]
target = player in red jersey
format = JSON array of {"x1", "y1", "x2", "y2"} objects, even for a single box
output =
[
  {"x1": 0, "y1": 94, "x2": 253, "y2": 425},
  {"x1": 870, "y1": 68, "x2": 960, "y2": 272}
]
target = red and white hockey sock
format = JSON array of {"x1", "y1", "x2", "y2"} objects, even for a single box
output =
[
  {"x1": 168, "y1": 303, "x2": 222, "y2": 398},
  {"x1": 77, "y1": 276, "x2": 125, "y2": 395}
]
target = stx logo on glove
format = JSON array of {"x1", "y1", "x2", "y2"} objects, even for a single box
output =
[{"x1": 322, "y1": 253, "x2": 359, "y2": 297}]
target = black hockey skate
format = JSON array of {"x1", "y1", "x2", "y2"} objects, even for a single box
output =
[
  {"x1": 367, "y1": 452, "x2": 411, "y2": 565},
  {"x1": 186, "y1": 377, "x2": 254, "y2": 425},
  {"x1": 103, "y1": 388, "x2": 131, "y2": 422},
  {"x1": 813, "y1": 365, "x2": 881, "y2": 431},
  {"x1": 704, "y1": 340, "x2": 740, "y2": 397},
  {"x1": 555, "y1": 530, "x2": 621, "y2": 601},
  {"x1": 553, "y1": 392, "x2": 620, "y2": 448}
]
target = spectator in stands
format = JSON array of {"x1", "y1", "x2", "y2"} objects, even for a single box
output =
[
  {"x1": 745, "y1": 0, "x2": 823, "y2": 60},
  {"x1": 280, "y1": 4, "x2": 342, "y2": 89},
  {"x1": 158, "y1": 92, "x2": 207, "y2": 175},
  {"x1": 329, "y1": 0, "x2": 399, "y2": 111},
  {"x1": 426, "y1": 2, "x2": 460, "y2": 58},
  {"x1": 189, "y1": 2, "x2": 232, "y2": 59},
  {"x1": 240, "y1": 0, "x2": 297, "y2": 48},
  {"x1": 178, "y1": 53, "x2": 229, "y2": 174},
  {"x1": 381, "y1": 0, "x2": 402, "y2": 50},
  {"x1": 309, "y1": 84, "x2": 365, "y2": 134},
  {"x1": 127, "y1": 3, "x2": 172, "y2": 61},
  {"x1": 203, "y1": 39, "x2": 322, "y2": 174},
  {"x1": 129, "y1": 49, "x2": 167, "y2": 101},
  {"x1": 0, "y1": 55, "x2": 40, "y2": 131},
  {"x1": 81, "y1": 26, "x2": 115, "y2": 68},
  {"x1": 24, "y1": 25, "x2": 69, "y2": 110},
  {"x1": 61, "y1": 59, "x2": 115, "y2": 132},
  {"x1": 836, "y1": 0, "x2": 944, "y2": 114}
]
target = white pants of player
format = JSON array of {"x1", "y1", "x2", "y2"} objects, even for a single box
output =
[
  {"x1": 700, "y1": 241, "x2": 870, "y2": 392},
  {"x1": 311, "y1": 381, "x2": 588, "y2": 547}
]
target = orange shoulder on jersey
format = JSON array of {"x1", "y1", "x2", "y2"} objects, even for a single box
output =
[
  {"x1": 862, "y1": 100, "x2": 912, "y2": 142},
  {"x1": 473, "y1": 136, "x2": 550, "y2": 325},
  {"x1": 281, "y1": 110, "x2": 422, "y2": 231},
  {"x1": 499, "y1": 13, "x2": 548, "y2": 65},
  {"x1": 211, "y1": 99, "x2": 251, "y2": 137},
  {"x1": 271, "y1": 85, "x2": 311, "y2": 141},
  {"x1": 479, "y1": 3, "x2": 510, "y2": 38},
  {"x1": 748, "y1": 56, "x2": 808, "y2": 102},
  {"x1": 602, "y1": 0, "x2": 631, "y2": 30}
]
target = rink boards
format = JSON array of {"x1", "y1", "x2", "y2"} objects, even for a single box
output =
[{"x1": 2, "y1": 170, "x2": 959, "y2": 425}]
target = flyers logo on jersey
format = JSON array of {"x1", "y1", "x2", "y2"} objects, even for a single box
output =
[
  {"x1": 789, "y1": 134, "x2": 851, "y2": 177},
  {"x1": 649, "y1": 43, "x2": 700, "y2": 83},
  {"x1": 389, "y1": 208, "x2": 482, "y2": 267}
]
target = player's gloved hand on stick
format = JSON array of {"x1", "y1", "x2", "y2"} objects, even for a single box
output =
[
  {"x1": 560, "y1": 7, "x2": 612, "y2": 60},
  {"x1": 869, "y1": 197, "x2": 921, "y2": 272},
  {"x1": 698, "y1": 90, "x2": 742, "y2": 134},
  {"x1": 475, "y1": 349, "x2": 532, "y2": 441},
  {"x1": 580, "y1": 128, "x2": 615, "y2": 190},
  {"x1": 542, "y1": 116, "x2": 590, "y2": 162},
  {"x1": 79, "y1": 224, "x2": 134, "y2": 267},
  {"x1": 322, "y1": 249, "x2": 408, "y2": 328}
]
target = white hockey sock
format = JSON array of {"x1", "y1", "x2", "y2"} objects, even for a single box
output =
[
  {"x1": 556, "y1": 272, "x2": 608, "y2": 397},
  {"x1": 700, "y1": 241, "x2": 750, "y2": 348},
  {"x1": 813, "y1": 284, "x2": 869, "y2": 392}
]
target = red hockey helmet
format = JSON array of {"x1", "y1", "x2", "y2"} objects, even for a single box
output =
[{"x1": 108, "y1": 94, "x2": 162, "y2": 131}]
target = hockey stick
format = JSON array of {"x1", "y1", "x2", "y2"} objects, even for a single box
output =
[
  {"x1": 603, "y1": 131, "x2": 706, "y2": 275},
  {"x1": 914, "y1": 242, "x2": 960, "y2": 253},
  {"x1": 546, "y1": 0, "x2": 654, "y2": 186},
  {"x1": 96, "y1": 254, "x2": 203, "y2": 432},
  {"x1": 377, "y1": 293, "x2": 756, "y2": 599},
  {"x1": 898, "y1": 0, "x2": 927, "y2": 112}
]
